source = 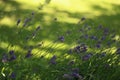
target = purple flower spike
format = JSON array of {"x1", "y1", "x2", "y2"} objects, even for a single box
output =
[
  {"x1": 49, "y1": 55, "x2": 57, "y2": 64},
  {"x1": 58, "y1": 36, "x2": 65, "y2": 42},
  {"x1": 71, "y1": 72, "x2": 83, "y2": 79},
  {"x1": 81, "y1": 46, "x2": 87, "y2": 52},
  {"x1": 84, "y1": 34, "x2": 89, "y2": 39},
  {"x1": 10, "y1": 72, "x2": 16, "y2": 78},
  {"x1": 76, "y1": 46, "x2": 80, "y2": 50},
  {"x1": 90, "y1": 36, "x2": 97, "y2": 40},
  {"x1": 32, "y1": 32, "x2": 36, "y2": 37},
  {"x1": 107, "y1": 41, "x2": 111, "y2": 46},
  {"x1": 17, "y1": 19, "x2": 21, "y2": 26},
  {"x1": 23, "y1": 22, "x2": 27, "y2": 27},
  {"x1": 96, "y1": 44, "x2": 101, "y2": 48},
  {"x1": 72, "y1": 73, "x2": 79, "y2": 78},
  {"x1": 74, "y1": 44, "x2": 88, "y2": 53},
  {"x1": 2, "y1": 54, "x2": 8, "y2": 63},
  {"x1": 82, "y1": 53, "x2": 92, "y2": 61},
  {"x1": 9, "y1": 55, "x2": 16, "y2": 61},
  {"x1": 25, "y1": 53, "x2": 32, "y2": 58},
  {"x1": 103, "y1": 28, "x2": 109, "y2": 35},
  {"x1": 74, "y1": 45, "x2": 80, "y2": 53},
  {"x1": 24, "y1": 17, "x2": 31, "y2": 23},
  {"x1": 101, "y1": 52, "x2": 106, "y2": 57},
  {"x1": 23, "y1": 17, "x2": 31, "y2": 27},
  {"x1": 9, "y1": 50, "x2": 14, "y2": 55},
  {"x1": 36, "y1": 26, "x2": 41, "y2": 31},
  {"x1": 25, "y1": 50, "x2": 32, "y2": 58},
  {"x1": 81, "y1": 17, "x2": 86, "y2": 21}
]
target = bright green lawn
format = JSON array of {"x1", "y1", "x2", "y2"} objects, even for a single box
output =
[{"x1": 0, "y1": 0, "x2": 120, "y2": 80}]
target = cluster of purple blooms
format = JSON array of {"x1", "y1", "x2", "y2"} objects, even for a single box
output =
[
  {"x1": 74, "y1": 44, "x2": 88, "y2": 53},
  {"x1": 2, "y1": 50, "x2": 16, "y2": 63},
  {"x1": 63, "y1": 68, "x2": 83, "y2": 80},
  {"x1": 17, "y1": 12, "x2": 34, "y2": 27},
  {"x1": 58, "y1": 36, "x2": 65, "y2": 42},
  {"x1": 2, "y1": 49, "x2": 33, "y2": 63},
  {"x1": 25, "y1": 49, "x2": 33, "y2": 58},
  {"x1": 49, "y1": 55, "x2": 57, "y2": 65}
]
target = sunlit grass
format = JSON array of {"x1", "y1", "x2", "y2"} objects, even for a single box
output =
[
  {"x1": 114, "y1": 35, "x2": 120, "y2": 41},
  {"x1": 0, "y1": 42, "x2": 9, "y2": 49},
  {"x1": 0, "y1": 17, "x2": 15, "y2": 26},
  {"x1": 15, "y1": 0, "x2": 41, "y2": 10}
]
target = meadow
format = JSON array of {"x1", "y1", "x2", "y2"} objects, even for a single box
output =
[{"x1": 0, "y1": 0, "x2": 120, "y2": 80}]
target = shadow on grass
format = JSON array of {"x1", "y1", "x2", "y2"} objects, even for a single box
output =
[{"x1": 0, "y1": 0, "x2": 120, "y2": 80}]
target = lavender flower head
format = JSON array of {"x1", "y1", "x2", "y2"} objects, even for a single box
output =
[
  {"x1": 17, "y1": 19, "x2": 21, "y2": 26},
  {"x1": 103, "y1": 28, "x2": 109, "y2": 35},
  {"x1": 2, "y1": 54, "x2": 8, "y2": 63},
  {"x1": 10, "y1": 72, "x2": 16, "y2": 79},
  {"x1": 90, "y1": 36, "x2": 97, "y2": 40},
  {"x1": 9, "y1": 55, "x2": 16, "y2": 61},
  {"x1": 96, "y1": 43, "x2": 101, "y2": 48},
  {"x1": 74, "y1": 44, "x2": 88, "y2": 53},
  {"x1": 101, "y1": 52, "x2": 106, "y2": 56},
  {"x1": 49, "y1": 55, "x2": 57, "y2": 64},
  {"x1": 81, "y1": 17, "x2": 86, "y2": 21},
  {"x1": 81, "y1": 45, "x2": 87, "y2": 52},
  {"x1": 35, "y1": 26, "x2": 41, "y2": 31},
  {"x1": 84, "y1": 34, "x2": 89, "y2": 39},
  {"x1": 9, "y1": 50, "x2": 14, "y2": 55},
  {"x1": 25, "y1": 49, "x2": 33, "y2": 58},
  {"x1": 23, "y1": 17, "x2": 31, "y2": 27},
  {"x1": 71, "y1": 72, "x2": 82, "y2": 79},
  {"x1": 31, "y1": 26, "x2": 41, "y2": 38},
  {"x1": 8, "y1": 50, "x2": 16, "y2": 61},
  {"x1": 82, "y1": 53, "x2": 92, "y2": 61},
  {"x1": 58, "y1": 36, "x2": 65, "y2": 42},
  {"x1": 74, "y1": 45, "x2": 80, "y2": 53}
]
